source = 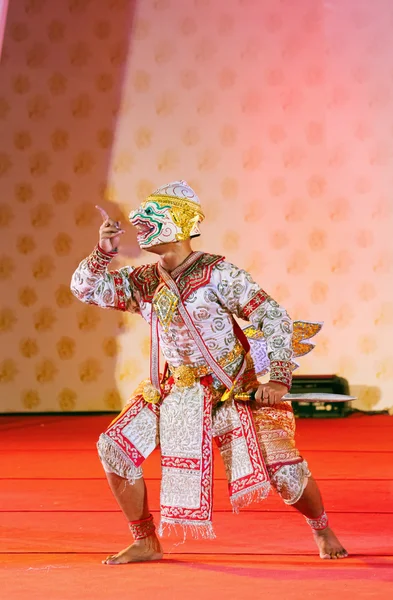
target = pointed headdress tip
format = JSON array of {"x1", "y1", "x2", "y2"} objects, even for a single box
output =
[{"x1": 151, "y1": 180, "x2": 200, "y2": 202}]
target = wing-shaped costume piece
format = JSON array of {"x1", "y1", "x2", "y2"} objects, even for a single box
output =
[
  {"x1": 241, "y1": 320, "x2": 356, "y2": 402},
  {"x1": 242, "y1": 320, "x2": 323, "y2": 378}
]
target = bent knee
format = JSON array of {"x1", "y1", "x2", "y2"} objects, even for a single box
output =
[
  {"x1": 97, "y1": 433, "x2": 143, "y2": 483},
  {"x1": 270, "y1": 460, "x2": 311, "y2": 505}
]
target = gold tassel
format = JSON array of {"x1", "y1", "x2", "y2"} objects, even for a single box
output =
[{"x1": 220, "y1": 382, "x2": 235, "y2": 402}]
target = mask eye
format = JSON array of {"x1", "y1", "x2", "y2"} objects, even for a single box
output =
[{"x1": 145, "y1": 206, "x2": 153, "y2": 215}]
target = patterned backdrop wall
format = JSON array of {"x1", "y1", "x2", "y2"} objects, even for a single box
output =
[{"x1": 0, "y1": 0, "x2": 392, "y2": 412}]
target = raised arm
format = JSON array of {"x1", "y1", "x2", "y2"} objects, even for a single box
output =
[
  {"x1": 70, "y1": 206, "x2": 138, "y2": 312},
  {"x1": 212, "y1": 261, "x2": 293, "y2": 390}
]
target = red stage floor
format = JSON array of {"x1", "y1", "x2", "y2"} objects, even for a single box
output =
[{"x1": 1, "y1": 414, "x2": 392, "y2": 600}]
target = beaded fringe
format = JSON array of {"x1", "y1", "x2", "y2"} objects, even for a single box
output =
[
  {"x1": 96, "y1": 433, "x2": 142, "y2": 484},
  {"x1": 230, "y1": 481, "x2": 271, "y2": 513},
  {"x1": 158, "y1": 518, "x2": 216, "y2": 541}
]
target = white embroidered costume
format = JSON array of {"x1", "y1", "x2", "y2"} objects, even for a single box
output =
[{"x1": 70, "y1": 181, "x2": 316, "y2": 537}]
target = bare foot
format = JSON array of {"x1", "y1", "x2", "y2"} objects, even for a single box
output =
[
  {"x1": 313, "y1": 526, "x2": 348, "y2": 559},
  {"x1": 103, "y1": 534, "x2": 163, "y2": 565}
]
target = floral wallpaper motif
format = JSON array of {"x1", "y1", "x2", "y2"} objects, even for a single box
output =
[{"x1": 0, "y1": 0, "x2": 392, "y2": 411}]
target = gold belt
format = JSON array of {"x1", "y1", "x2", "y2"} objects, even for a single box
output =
[{"x1": 168, "y1": 342, "x2": 244, "y2": 388}]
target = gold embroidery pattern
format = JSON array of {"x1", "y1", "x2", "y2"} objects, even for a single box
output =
[
  {"x1": 252, "y1": 402, "x2": 300, "y2": 467},
  {"x1": 292, "y1": 321, "x2": 323, "y2": 357},
  {"x1": 142, "y1": 382, "x2": 161, "y2": 404},
  {"x1": 152, "y1": 285, "x2": 179, "y2": 332},
  {"x1": 142, "y1": 193, "x2": 205, "y2": 242},
  {"x1": 168, "y1": 341, "x2": 244, "y2": 387},
  {"x1": 171, "y1": 365, "x2": 197, "y2": 388},
  {"x1": 143, "y1": 194, "x2": 205, "y2": 218}
]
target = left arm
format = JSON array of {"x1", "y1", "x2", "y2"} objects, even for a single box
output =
[{"x1": 213, "y1": 261, "x2": 293, "y2": 403}]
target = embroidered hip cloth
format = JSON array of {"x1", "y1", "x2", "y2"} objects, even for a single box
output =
[{"x1": 97, "y1": 369, "x2": 305, "y2": 539}]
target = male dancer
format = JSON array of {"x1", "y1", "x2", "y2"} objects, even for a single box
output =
[{"x1": 71, "y1": 180, "x2": 348, "y2": 563}]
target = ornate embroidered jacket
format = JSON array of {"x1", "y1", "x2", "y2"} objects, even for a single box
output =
[{"x1": 70, "y1": 245, "x2": 294, "y2": 388}]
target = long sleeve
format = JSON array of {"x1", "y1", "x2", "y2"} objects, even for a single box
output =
[
  {"x1": 70, "y1": 245, "x2": 139, "y2": 312},
  {"x1": 212, "y1": 261, "x2": 294, "y2": 389}
]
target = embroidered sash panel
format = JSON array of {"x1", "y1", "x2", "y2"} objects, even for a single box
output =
[{"x1": 98, "y1": 380, "x2": 271, "y2": 539}]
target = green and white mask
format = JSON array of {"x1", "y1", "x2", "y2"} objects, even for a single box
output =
[{"x1": 129, "y1": 180, "x2": 204, "y2": 249}]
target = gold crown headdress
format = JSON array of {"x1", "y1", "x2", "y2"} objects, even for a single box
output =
[{"x1": 143, "y1": 180, "x2": 205, "y2": 241}]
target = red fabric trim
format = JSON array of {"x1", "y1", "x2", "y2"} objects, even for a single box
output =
[
  {"x1": 112, "y1": 270, "x2": 127, "y2": 311},
  {"x1": 241, "y1": 289, "x2": 268, "y2": 319},
  {"x1": 130, "y1": 263, "x2": 160, "y2": 302},
  {"x1": 176, "y1": 254, "x2": 225, "y2": 302},
  {"x1": 215, "y1": 427, "x2": 243, "y2": 449},
  {"x1": 228, "y1": 403, "x2": 270, "y2": 497},
  {"x1": 128, "y1": 514, "x2": 155, "y2": 540},
  {"x1": 233, "y1": 319, "x2": 250, "y2": 353},
  {"x1": 86, "y1": 245, "x2": 115, "y2": 274},
  {"x1": 106, "y1": 397, "x2": 154, "y2": 467},
  {"x1": 129, "y1": 514, "x2": 154, "y2": 525},
  {"x1": 305, "y1": 511, "x2": 329, "y2": 531},
  {"x1": 129, "y1": 254, "x2": 224, "y2": 304},
  {"x1": 200, "y1": 374, "x2": 213, "y2": 387},
  {"x1": 97, "y1": 244, "x2": 118, "y2": 257},
  {"x1": 267, "y1": 457, "x2": 304, "y2": 477},
  {"x1": 161, "y1": 456, "x2": 201, "y2": 470}
]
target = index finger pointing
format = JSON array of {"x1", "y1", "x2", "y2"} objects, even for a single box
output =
[{"x1": 95, "y1": 205, "x2": 110, "y2": 222}]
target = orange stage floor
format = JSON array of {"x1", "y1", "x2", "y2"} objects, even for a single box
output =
[{"x1": 1, "y1": 414, "x2": 392, "y2": 600}]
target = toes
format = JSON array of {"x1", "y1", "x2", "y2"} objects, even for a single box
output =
[
  {"x1": 105, "y1": 558, "x2": 120, "y2": 565},
  {"x1": 319, "y1": 546, "x2": 349, "y2": 560}
]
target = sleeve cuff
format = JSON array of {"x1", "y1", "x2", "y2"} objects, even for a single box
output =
[
  {"x1": 241, "y1": 289, "x2": 269, "y2": 319},
  {"x1": 86, "y1": 244, "x2": 117, "y2": 274},
  {"x1": 97, "y1": 244, "x2": 118, "y2": 257},
  {"x1": 269, "y1": 360, "x2": 293, "y2": 390}
]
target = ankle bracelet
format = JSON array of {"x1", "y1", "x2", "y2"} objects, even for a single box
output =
[
  {"x1": 128, "y1": 514, "x2": 156, "y2": 540},
  {"x1": 305, "y1": 511, "x2": 329, "y2": 531}
]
